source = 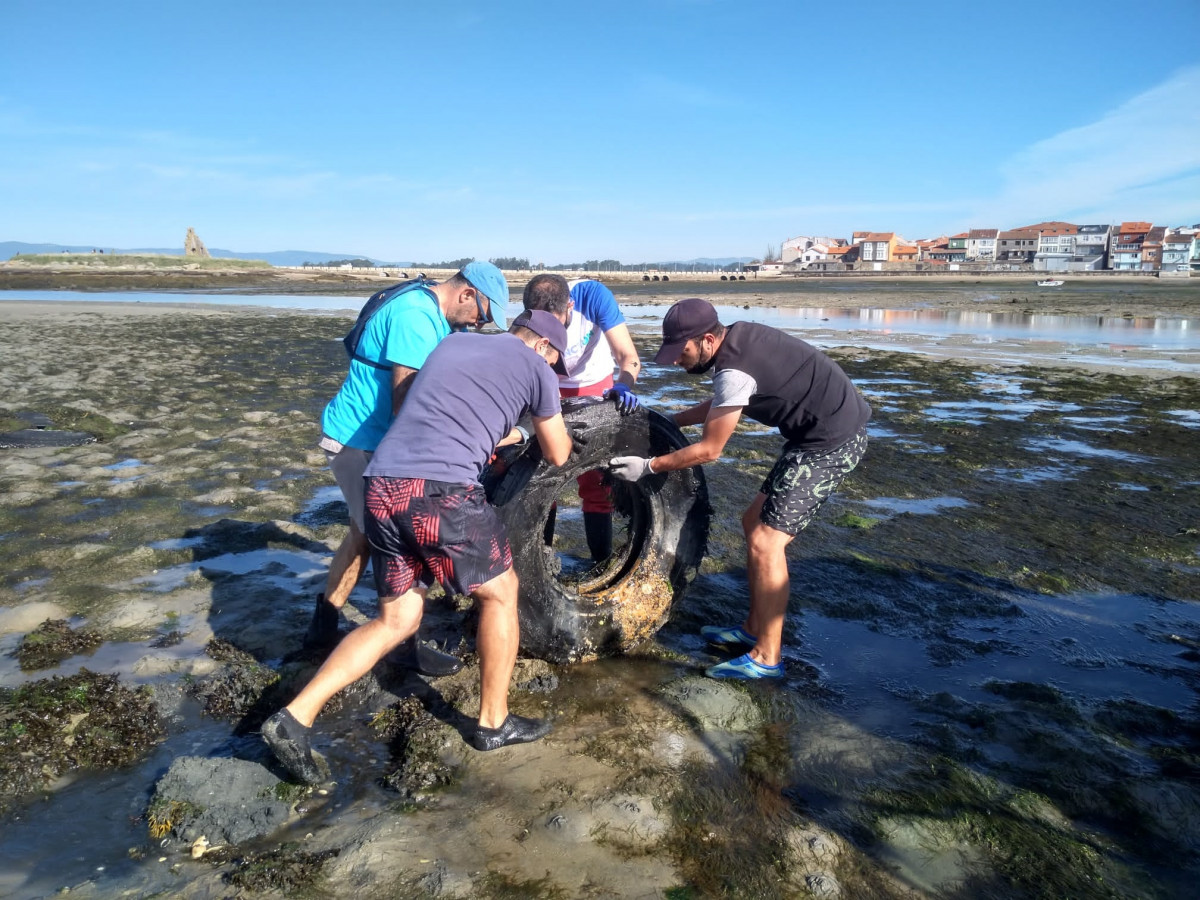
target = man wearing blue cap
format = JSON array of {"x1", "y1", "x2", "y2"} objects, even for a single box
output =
[
  {"x1": 306, "y1": 261, "x2": 510, "y2": 678},
  {"x1": 264, "y1": 310, "x2": 575, "y2": 780}
]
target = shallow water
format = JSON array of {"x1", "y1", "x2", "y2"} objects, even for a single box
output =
[
  {"x1": 809, "y1": 591, "x2": 1200, "y2": 718},
  {"x1": 4, "y1": 290, "x2": 1198, "y2": 373}
]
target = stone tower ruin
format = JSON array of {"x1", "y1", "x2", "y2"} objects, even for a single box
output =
[{"x1": 184, "y1": 228, "x2": 211, "y2": 258}]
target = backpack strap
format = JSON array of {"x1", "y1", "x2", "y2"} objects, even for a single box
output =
[{"x1": 343, "y1": 277, "x2": 435, "y2": 370}]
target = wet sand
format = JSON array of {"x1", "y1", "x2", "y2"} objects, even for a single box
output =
[{"x1": 1, "y1": 296, "x2": 1198, "y2": 898}]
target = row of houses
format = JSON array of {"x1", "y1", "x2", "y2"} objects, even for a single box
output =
[{"x1": 778, "y1": 221, "x2": 1200, "y2": 274}]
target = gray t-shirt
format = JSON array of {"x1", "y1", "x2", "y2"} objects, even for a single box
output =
[
  {"x1": 712, "y1": 369, "x2": 757, "y2": 408},
  {"x1": 365, "y1": 332, "x2": 561, "y2": 484}
]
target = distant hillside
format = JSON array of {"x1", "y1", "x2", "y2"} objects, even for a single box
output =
[{"x1": 0, "y1": 241, "x2": 400, "y2": 267}]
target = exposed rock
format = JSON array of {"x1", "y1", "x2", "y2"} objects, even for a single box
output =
[
  {"x1": 184, "y1": 227, "x2": 210, "y2": 258},
  {"x1": 805, "y1": 872, "x2": 842, "y2": 897},
  {"x1": 150, "y1": 756, "x2": 294, "y2": 846}
]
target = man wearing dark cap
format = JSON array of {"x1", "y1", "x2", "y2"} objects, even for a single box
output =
[
  {"x1": 263, "y1": 310, "x2": 574, "y2": 782},
  {"x1": 610, "y1": 298, "x2": 870, "y2": 680},
  {"x1": 306, "y1": 261, "x2": 509, "y2": 678}
]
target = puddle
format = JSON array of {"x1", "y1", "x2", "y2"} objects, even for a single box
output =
[
  {"x1": 798, "y1": 591, "x2": 1200, "y2": 737},
  {"x1": 123, "y1": 548, "x2": 329, "y2": 593},
  {"x1": 1024, "y1": 437, "x2": 1147, "y2": 462},
  {"x1": 303, "y1": 485, "x2": 343, "y2": 512},
  {"x1": 1165, "y1": 409, "x2": 1200, "y2": 428},
  {"x1": 102, "y1": 458, "x2": 146, "y2": 470},
  {"x1": 1060, "y1": 414, "x2": 1137, "y2": 432},
  {"x1": 148, "y1": 535, "x2": 207, "y2": 550},
  {"x1": 924, "y1": 399, "x2": 1081, "y2": 423},
  {"x1": 860, "y1": 496, "x2": 970, "y2": 516},
  {"x1": 971, "y1": 373, "x2": 1030, "y2": 395},
  {"x1": 984, "y1": 463, "x2": 1085, "y2": 484},
  {"x1": 866, "y1": 424, "x2": 900, "y2": 439}
]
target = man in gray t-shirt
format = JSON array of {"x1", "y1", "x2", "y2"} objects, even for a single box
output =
[{"x1": 262, "y1": 311, "x2": 576, "y2": 783}]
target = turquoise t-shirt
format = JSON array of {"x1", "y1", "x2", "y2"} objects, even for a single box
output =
[{"x1": 321, "y1": 287, "x2": 450, "y2": 450}]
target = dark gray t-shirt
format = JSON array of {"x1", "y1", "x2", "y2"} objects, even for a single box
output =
[{"x1": 365, "y1": 332, "x2": 562, "y2": 484}]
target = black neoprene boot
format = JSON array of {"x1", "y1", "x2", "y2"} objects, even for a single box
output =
[
  {"x1": 583, "y1": 511, "x2": 613, "y2": 563},
  {"x1": 386, "y1": 634, "x2": 463, "y2": 677},
  {"x1": 302, "y1": 593, "x2": 340, "y2": 650},
  {"x1": 470, "y1": 714, "x2": 552, "y2": 751}
]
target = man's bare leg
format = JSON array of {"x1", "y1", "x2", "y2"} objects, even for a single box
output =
[
  {"x1": 265, "y1": 587, "x2": 425, "y2": 782},
  {"x1": 324, "y1": 521, "x2": 369, "y2": 609},
  {"x1": 293, "y1": 587, "x2": 425, "y2": 725},
  {"x1": 474, "y1": 567, "x2": 519, "y2": 729},
  {"x1": 741, "y1": 493, "x2": 795, "y2": 668},
  {"x1": 469, "y1": 567, "x2": 551, "y2": 750}
]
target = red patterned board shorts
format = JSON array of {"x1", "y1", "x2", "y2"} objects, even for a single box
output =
[{"x1": 364, "y1": 477, "x2": 512, "y2": 598}]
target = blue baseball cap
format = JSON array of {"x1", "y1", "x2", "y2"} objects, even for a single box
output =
[{"x1": 460, "y1": 260, "x2": 510, "y2": 328}]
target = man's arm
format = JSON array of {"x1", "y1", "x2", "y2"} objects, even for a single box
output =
[
  {"x1": 611, "y1": 404, "x2": 742, "y2": 482},
  {"x1": 391, "y1": 364, "x2": 419, "y2": 415},
  {"x1": 603, "y1": 323, "x2": 641, "y2": 387},
  {"x1": 650, "y1": 405, "x2": 742, "y2": 473},
  {"x1": 495, "y1": 425, "x2": 529, "y2": 448},
  {"x1": 673, "y1": 398, "x2": 713, "y2": 427},
  {"x1": 531, "y1": 412, "x2": 572, "y2": 466}
]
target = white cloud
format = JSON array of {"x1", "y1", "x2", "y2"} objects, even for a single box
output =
[{"x1": 977, "y1": 66, "x2": 1200, "y2": 226}]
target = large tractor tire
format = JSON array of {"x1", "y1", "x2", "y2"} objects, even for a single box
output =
[{"x1": 482, "y1": 398, "x2": 710, "y2": 664}]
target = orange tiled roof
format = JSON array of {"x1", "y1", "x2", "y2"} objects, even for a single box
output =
[
  {"x1": 1016, "y1": 221, "x2": 1078, "y2": 234},
  {"x1": 1119, "y1": 221, "x2": 1153, "y2": 234},
  {"x1": 950, "y1": 232, "x2": 969, "y2": 239},
  {"x1": 861, "y1": 232, "x2": 895, "y2": 242},
  {"x1": 826, "y1": 246, "x2": 851, "y2": 256},
  {"x1": 968, "y1": 228, "x2": 999, "y2": 239}
]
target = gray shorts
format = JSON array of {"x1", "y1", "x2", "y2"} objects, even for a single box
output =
[
  {"x1": 759, "y1": 426, "x2": 868, "y2": 535},
  {"x1": 323, "y1": 441, "x2": 372, "y2": 532}
]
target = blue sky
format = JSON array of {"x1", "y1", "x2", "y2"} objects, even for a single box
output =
[{"x1": 2, "y1": 1, "x2": 1198, "y2": 263}]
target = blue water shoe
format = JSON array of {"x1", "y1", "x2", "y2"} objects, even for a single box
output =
[{"x1": 705, "y1": 653, "x2": 784, "y2": 680}]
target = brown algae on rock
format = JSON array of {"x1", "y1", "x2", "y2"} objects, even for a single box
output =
[
  {"x1": 0, "y1": 669, "x2": 164, "y2": 812},
  {"x1": 15, "y1": 617, "x2": 103, "y2": 670}
]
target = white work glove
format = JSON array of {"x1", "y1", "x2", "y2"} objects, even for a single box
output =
[{"x1": 609, "y1": 456, "x2": 655, "y2": 482}]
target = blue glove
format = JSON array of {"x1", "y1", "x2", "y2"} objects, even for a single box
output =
[{"x1": 604, "y1": 382, "x2": 640, "y2": 416}]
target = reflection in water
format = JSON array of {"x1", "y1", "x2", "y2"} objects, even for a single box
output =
[{"x1": 622, "y1": 304, "x2": 1199, "y2": 350}]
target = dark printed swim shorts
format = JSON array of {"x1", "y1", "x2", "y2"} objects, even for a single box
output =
[
  {"x1": 759, "y1": 426, "x2": 869, "y2": 535},
  {"x1": 364, "y1": 477, "x2": 512, "y2": 598}
]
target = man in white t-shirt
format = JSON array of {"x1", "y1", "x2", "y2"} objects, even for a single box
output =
[{"x1": 521, "y1": 274, "x2": 642, "y2": 562}]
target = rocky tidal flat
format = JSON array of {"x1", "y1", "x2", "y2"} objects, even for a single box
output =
[{"x1": 0, "y1": 299, "x2": 1198, "y2": 899}]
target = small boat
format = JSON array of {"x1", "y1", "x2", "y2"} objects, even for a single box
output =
[{"x1": 1037, "y1": 279, "x2": 1064, "y2": 287}]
